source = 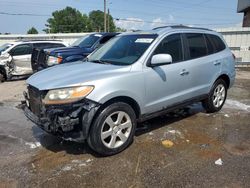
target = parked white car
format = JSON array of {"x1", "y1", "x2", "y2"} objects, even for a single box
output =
[{"x1": 0, "y1": 40, "x2": 67, "y2": 82}]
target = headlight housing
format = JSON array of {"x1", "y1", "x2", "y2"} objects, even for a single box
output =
[
  {"x1": 47, "y1": 56, "x2": 63, "y2": 66},
  {"x1": 43, "y1": 86, "x2": 94, "y2": 105}
]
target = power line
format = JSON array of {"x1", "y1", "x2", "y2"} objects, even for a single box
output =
[
  {"x1": 0, "y1": 11, "x2": 239, "y2": 27},
  {"x1": 0, "y1": 11, "x2": 50, "y2": 17}
]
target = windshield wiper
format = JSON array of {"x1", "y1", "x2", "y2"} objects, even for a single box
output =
[{"x1": 90, "y1": 59, "x2": 110, "y2": 64}]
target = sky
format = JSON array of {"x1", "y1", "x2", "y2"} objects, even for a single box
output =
[{"x1": 0, "y1": 0, "x2": 243, "y2": 34}]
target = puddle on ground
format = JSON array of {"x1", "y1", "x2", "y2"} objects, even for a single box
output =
[
  {"x1": 224, "y1": 141, "x2": 250, "y2": 157},
  {"x1": 30, "y1": 149, "x2": 73, "y2": 172}
]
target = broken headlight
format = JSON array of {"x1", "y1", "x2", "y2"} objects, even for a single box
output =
[
  {"x1": 43, "y1": 86, "x2": 94, "y2": 105},
  {"x1": 47, "y1": 56, "x2": 63, "y2": 66}
]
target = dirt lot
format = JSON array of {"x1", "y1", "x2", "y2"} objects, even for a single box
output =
[{"x1": 0, "y1": 70, "x2": 250, "y2": 188}]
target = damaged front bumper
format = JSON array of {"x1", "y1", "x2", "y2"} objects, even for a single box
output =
[{"x1": 22, "y1": 90, "x2": 100, "y2": 142}]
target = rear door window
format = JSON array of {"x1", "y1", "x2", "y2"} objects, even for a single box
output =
[
  {"x1": 10, "y1": 44, "x2": 32, "y2": 56},
  {"x1": 204, "y1": 35, "x2": 214, "y2": 55},
  {"x1": 186, "y1": 33, "x2": 207, "y2": 59},
  {"x1": 154, "y1": 33, "x2": 183, "y2": 63}
]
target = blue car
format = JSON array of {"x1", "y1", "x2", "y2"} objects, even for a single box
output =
[{"x1": 31, "y1": 32, "x2": 119, "y2": 72}]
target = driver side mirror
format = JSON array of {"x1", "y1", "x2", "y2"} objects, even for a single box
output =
[{"x1": 150, "y1": 54, "x2": 172, "y2": 67}]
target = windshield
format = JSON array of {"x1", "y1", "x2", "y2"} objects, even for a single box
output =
[
  {"x1": 72, "y1": 34, "x2": 102, "y2": 48},
  {"x1": 88, "y1": 34, "x2": 157, "y2": 65},
  {"x1": 0, "y1": 43, "x2": 13, "y2": 54}
]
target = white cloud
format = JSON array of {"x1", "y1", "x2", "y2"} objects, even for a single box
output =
[
  {"x1": 151, "y1": 18, "x2": 165, "y2": 28},
  {"x1": 115, "y1": 17, "x2": 145, "y2": 30},
  {"x1": 150, "y1": 15, "x2": 175, "y2": 28}
]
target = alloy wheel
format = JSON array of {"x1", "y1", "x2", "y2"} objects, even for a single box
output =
[
  {"x1": 101, "y1": 111, "x2": 132, "y2": 149},
  {"x1": 213, "y1": 84, "x2": 226, "y2": 108}
]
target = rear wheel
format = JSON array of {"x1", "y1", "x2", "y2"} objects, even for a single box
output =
[
  {"x1": 202, "y1": 79, "x2": 227, "y2": 113},
  {"x1": 87, "y1": 102, "x2": 136, "y2": 156}
]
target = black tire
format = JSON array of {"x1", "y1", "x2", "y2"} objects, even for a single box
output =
[
  {"x1": 0, "y1": 71, "x2": 5, "y2": 83},
  {"x1": 202, "y1": 79, "x2": 227, "y2": 113},
  {"x1": 87, "y1": 102, "x2": 137, "y2": 156}
]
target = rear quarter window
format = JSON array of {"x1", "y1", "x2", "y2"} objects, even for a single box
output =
[{"x1": 205, "y1": 34, "x2": 226, "y2": 53}]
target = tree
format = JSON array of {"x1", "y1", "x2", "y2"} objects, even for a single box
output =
[
  {"x1": 89, "y1": 10, "x2": 116, "y2": 32},
  {"x1": 116, "y1": 27, "x2": 127, "y2": 32},
  {"x1": 44, "y1": 6, "x2": 90, "y2": 33},
  {"x1": 27, "y1": 27, "x2": 38, "y2": 34}
]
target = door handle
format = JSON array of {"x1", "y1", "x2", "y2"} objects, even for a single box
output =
[
  {"x1": 180, "y1": 69, "x2": 189, "y2": 76},
  {"x1": 213, "y1": 61, "x2": 221, "y2": 66}
]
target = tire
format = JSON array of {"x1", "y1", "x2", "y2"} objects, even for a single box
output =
[
  {"x1": 0, "y1": 71, "x2": 5, "y2": 83},
  {"x1": 87, "y1": 102, "x2": 136, "y2": 156},
  {"x1": 202, "y1": 79, "x2": 227, "y2": 113}
]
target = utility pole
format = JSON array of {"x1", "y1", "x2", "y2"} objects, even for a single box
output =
[
  {"x1": 107, "y1": 8, "x2": 110, "y2": 32},
  {"x1": 104, "y1": 0, "x2": 107, "y2": 32}
]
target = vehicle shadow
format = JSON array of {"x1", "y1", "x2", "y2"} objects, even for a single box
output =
[
  {"x1": 32, "y1": 102, "x2": 205, "y2": 157},
  {"x1": 135, "y1": 103, "x2": 203, "y2": 136}
]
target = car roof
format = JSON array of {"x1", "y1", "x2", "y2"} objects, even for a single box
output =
[
  {"x1": 13, "y1": 40, "x2": 64, "y2": 45},
  {"x1": 120, "y1": 25, "x2": 218, "y2": 37},
  {"x1": 90, "y1": 32, "x2": 120, "y2": 37}
]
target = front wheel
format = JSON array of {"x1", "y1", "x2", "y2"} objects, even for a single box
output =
[
  {"x1": 0, "y1": 71, "x2": 5, "y2": 83},
  {"x1": 202, "y1": 79, "x2": 227, "y2": 113},
  {"x1": 87, "y1": 102, "x2": 136, "y2": 156}
]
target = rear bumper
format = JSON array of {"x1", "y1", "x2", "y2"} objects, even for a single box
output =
[
  {"x1": 229, "y1": 72, "x2": 236, "y2": 89},
  {"x1": 22, "y1": 93, "x2": 100, "y2": 142}
]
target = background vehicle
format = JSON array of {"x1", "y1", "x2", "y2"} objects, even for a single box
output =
[
  {"x1": 0, "y1": 43, "x2": 14, "y2": 55},
  {"x1": 32, "y1": 32, "x2": 119, "y2": 72},
  {"x1": 23, "y1": 25, "x2": 235, "y2": 156},
  {"x1": 0, "y1": 40, "x2": 66, "y2": 82}
]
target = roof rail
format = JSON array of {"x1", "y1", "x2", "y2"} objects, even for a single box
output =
[
  {"x1": 152, "y1": 25, "x2": 187, "y2": 30},
  {"x1": 152, "y1": 25, "x2": 172, "y2": 30},
  {"x1": 153, "y1": 24, "x2": 213, "y2": 31},
  {"x1": 15, "y1": 39, "x2": 63, "y2": 42}
]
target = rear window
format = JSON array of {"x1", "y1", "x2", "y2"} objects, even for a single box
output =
[
  {"x1": 72, "y1": 34, "x2": 101, "y2": 48},
  {"x1": 205, "y1": 34, "x2": 226, "y2": 54},
  {"x1": 186, "y1": 33, "x2": 207, "y2": 59}
]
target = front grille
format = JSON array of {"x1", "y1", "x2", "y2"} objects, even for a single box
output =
[{"x1": 28, "y1": 86, "x2": 42, "y2": 117}]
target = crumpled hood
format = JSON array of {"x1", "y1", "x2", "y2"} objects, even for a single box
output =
[{"x1": 27, "y1": 61, "x2": 131, "y2": 90}]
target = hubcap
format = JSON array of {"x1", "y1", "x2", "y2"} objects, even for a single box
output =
[
  {"x1": 213, "y1": 84, "x2": 226, "y2": 108},
  {"x1": 101, "y1": 111, "x2": 132, "y2": 149}
]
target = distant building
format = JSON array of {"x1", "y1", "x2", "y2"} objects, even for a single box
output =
[{"x1": 238, "y1": 0, "x2": 250, "y2": 27}]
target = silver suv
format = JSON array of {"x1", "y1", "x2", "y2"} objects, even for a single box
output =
[{"x1": 23, "y1": 26, "x2": 235, "y2": 156}]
